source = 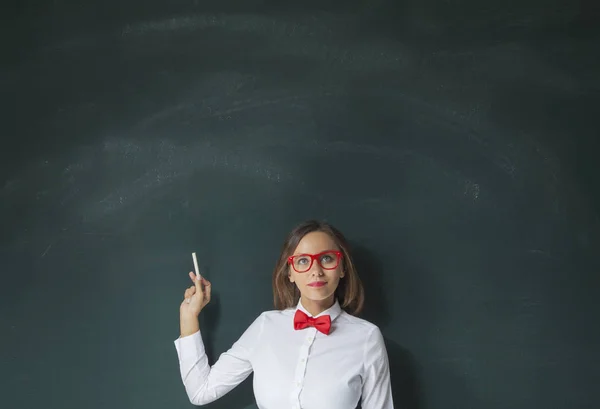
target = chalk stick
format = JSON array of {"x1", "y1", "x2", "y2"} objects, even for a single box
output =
[{"x1": 192, "y1": 252, "x2": 202, "y2": 280}]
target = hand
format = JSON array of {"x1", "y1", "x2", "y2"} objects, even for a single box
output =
[{"x1": 180, "y1": 271, "x2": 212, "y2": 317}]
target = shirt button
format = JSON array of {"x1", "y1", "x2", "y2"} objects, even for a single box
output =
[{"x1": 301, "y1": 358, "x2": 306, "y2": 362}]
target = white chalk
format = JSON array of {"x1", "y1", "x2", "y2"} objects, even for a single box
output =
[{"x1": 192, "y1": 252, "x2": 201, "y2": 280}]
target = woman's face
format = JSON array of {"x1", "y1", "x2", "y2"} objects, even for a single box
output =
[{"x1": 288, "y1": 231, "x2": 344, "y2": 306}]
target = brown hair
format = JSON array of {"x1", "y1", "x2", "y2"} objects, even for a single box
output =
[{"x1": 272, "y1": 219, "x2": 365, "y2": 316}]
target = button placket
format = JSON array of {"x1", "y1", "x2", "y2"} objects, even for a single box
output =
[{"x1": 290, "y1": 327, "x2": 317, "y2": 409}]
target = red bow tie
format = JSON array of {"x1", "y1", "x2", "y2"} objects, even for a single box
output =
[{"x1": 293, "y1": 309, "x2": 331, "y2": 335}]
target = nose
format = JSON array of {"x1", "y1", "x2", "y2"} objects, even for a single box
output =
[{"x1": 310, "y1": 262, "x2": 324, "y2": 275}]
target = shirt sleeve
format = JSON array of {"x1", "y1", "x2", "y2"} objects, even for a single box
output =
[
  {"x1": 173, "y1": 312, "x2": 265, "y2": 405},
  {"x1": 361, "y1": 326, "x2": 394, "y2": 408}
]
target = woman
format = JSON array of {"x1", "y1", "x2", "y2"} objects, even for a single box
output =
[{"x1": 174, "y1": 220, "x2": 394, "y2": 408}]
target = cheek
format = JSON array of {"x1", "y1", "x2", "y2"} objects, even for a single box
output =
[
  {"x1": 289, "y1": 271, "x2": 302, "y2": 283},
  {"x1": 294, "y1": 273, "x2": 307, "y2": 283}
]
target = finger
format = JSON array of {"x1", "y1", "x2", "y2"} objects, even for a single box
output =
[
  {"x1": 188, "y1": 271, "x2": 196, "y2": 282},
  {"x1": 194, "y1": 272, "x2": 203, "y2": 291},
  {"x1": 204, "y1": 281, "x2": 212, "y2": 304}
]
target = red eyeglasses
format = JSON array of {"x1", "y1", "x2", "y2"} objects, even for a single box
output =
[{"x1": 287, "y1": 250, "x2": 342, "y2": 273}]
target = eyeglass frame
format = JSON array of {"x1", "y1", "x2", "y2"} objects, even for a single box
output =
[{"x1": 287, "y1": 250, "x2": 343, "y2": 273}]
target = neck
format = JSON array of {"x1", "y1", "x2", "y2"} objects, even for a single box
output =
[{"x1": 300, "y1": 295, "x2": 335, "y2": 316}]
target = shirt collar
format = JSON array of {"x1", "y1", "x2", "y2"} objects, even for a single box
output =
[{"x1": 295, "y1": 298, "x2": 342, "y2": 322}]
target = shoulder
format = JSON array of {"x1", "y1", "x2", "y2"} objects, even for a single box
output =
[
  {"x1": 237, "y1": 308, "x2": 291, "y2": 340},
  {"x1": 338, "y1": 311, "x2": 381, "y2": 332},
  {"x1": 249, "y1": 308, "x2": 294, "y2": 327},
  {"x1": 239, "y1": 308, "x2": 294, "y2": 338},
  {"x1": 337, "y1": 312, "x2": 386, "y2": 346}
]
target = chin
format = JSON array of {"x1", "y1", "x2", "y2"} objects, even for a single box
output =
[{"x1": 305, "y1": 290, "x2": 335, "y2": 301}]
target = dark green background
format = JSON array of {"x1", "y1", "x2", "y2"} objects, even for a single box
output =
[{"x1": 1, "y1": 1, "x2": 599, "y2": 408}]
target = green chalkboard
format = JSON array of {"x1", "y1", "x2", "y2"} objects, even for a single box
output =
[{"x1": 1, "y1": 1, "x2": 599, "y2": 408}]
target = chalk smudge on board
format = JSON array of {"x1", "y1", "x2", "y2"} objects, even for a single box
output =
[
  {"x1": 464, "y1": 180, "x2": 480, "y2": 200},
  {"x1": 81, "y1": 137, "x2": 290, "y2": 217},
  {"x1": 1, "y1": 179, "x2": 20, "y2": 197},
  {"x1": 495, "y1": 154, "x2": 517, "y2": 178},
  {"x1": 41, "y1": 243, "x2": 52, "y2": 257}
]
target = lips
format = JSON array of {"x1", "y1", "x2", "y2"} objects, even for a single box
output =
[{"x1": 308, "y1": 281, "x2": 326, "y2": 287}]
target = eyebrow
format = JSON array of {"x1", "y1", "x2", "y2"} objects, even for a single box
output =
[{"x1": 292, "y1": 249, "x2": 339, "y2": 255}]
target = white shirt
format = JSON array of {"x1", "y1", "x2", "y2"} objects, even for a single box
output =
[{"x1": 173, "y1": 299, "x2": 394, "y2": 409}]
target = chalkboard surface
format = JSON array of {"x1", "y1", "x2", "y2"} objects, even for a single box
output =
[{"x1": 1, "y1": 1, "x2": 599, "y2": 408}]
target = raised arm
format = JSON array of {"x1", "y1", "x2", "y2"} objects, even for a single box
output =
[
  {"x1": 174, "y1": 271, "x2": 264, "y2": 405},
  {"x1": 361, "y1": 326, "x2": 394, "y2": 408},
  {"x1": 174, "y1": 313, "x2": 264, "y2": 405}
]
